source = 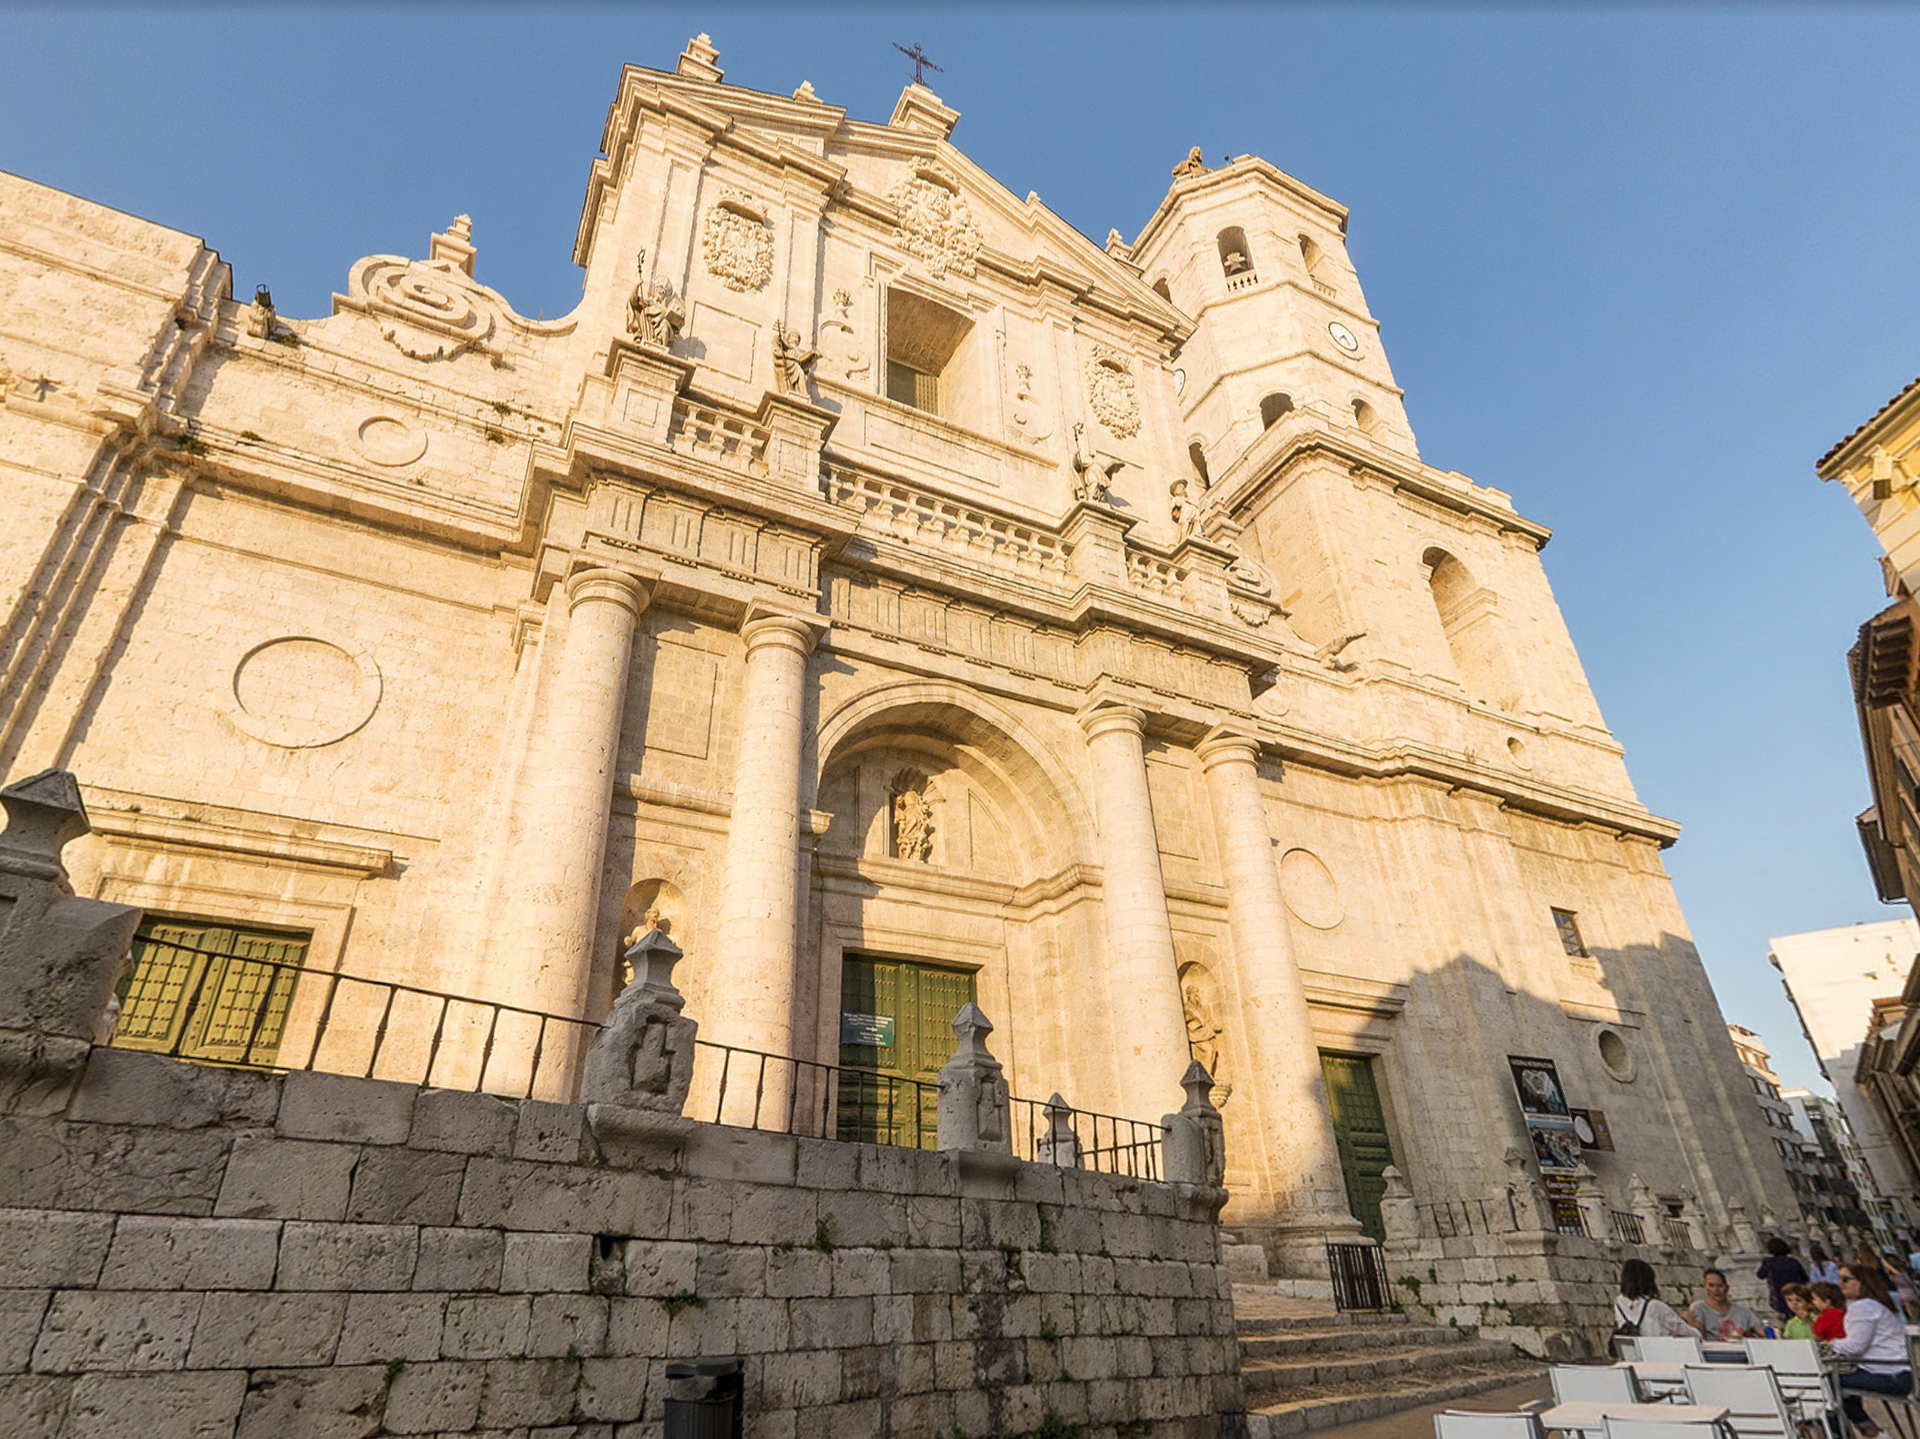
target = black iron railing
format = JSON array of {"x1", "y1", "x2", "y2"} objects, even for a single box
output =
[
  {"x1": 1660, "y1": 1216, "x2": 1694, "y2": 1249},
  {"x1": 689, "y1": 1039, "x2": 1166, "y2": 1177},
  {"x1": 1328, "y1": 1241, "x2": 1391, "y2": 1311},
  {"x1": 110, "y1": 937, "x2": 597, "y2": 1100},
  {"x1": 1420, "y1": 1197, "x2": 1509, "y2": 1238},
  {"x1": 1612, "y1": 1211, "x2": 1648, "y2": 1245}
]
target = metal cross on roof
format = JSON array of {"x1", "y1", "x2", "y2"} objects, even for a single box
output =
[{"x1": 893, "y1": 41, "x2": 942, "y2": 87}]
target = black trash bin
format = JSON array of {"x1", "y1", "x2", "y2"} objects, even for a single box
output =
[{"x1": 664, "y1": 1356, "x2": 743, "y2": 1439}]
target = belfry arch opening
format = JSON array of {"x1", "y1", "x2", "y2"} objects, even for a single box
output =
[
  {"x1": 1422, "y1": 546, "x2": 1507, "y2": 703},
  {"x1": 1217, "y1": 227, "x2": 1255, "y2": 280},
  {"x1": 1260, "y1": 393, "x2": 1294, "y2": 429}
]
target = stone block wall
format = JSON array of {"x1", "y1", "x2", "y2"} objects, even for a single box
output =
[{"x1": 0, "y1": 1047, "x2": 1242, "y2": 1439}]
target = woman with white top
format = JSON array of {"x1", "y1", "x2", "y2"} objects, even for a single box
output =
[
  {"x1": 1831, "y1": 1262, "x2": 1913, "y2": 1436},
  {"x1": 1613, "y1": 1258, "x2": 1695, "y2": 1342}
]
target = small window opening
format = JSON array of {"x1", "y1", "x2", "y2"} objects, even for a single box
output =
[
  {"x1": 884, "y1": 287, "x2": 976, "y2": 420},
  {"x1": 1152, "y1": 278, "x2": 1173, "y2": 303},
  {"x1": 1551, "y1": 908, "x2": 1587, "y2": 958},
  {"x1": 1188, "y1": 440, "x2": 1210, "y2": 488},
  {"x1": 1351, "y1": 397, "x2": 1378, "y2": 432},
  {"x1": 1217, "y1": 227, "x2": 1255, "y2": 279},
  {"x1": 1260, "y1": 393, "x2": 1294, "y2": 429},
  {"x1": 1299, "y1": 233, "x2": 1326, "y2": 276}
]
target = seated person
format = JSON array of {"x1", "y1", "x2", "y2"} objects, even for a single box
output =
[
  {"x1": 1810, "y1": 1280, "x2": 1847, "y2": 1341},
  {"x1": 1832, "y1": 1262, "x2": 1913, "y2": 1437},
  {"x1": 1780, "y1": 1282, "x2": 1815, "y2": 1340},
  {"x1": 1686, "y1": 1267, "x2": 1764, "y2": 1339},
  {"x1": 1614, "y1": 1258, "x2": 1695, "y2": 1339}
]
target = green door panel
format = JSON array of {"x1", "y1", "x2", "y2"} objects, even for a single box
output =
[
  {"x1": 1320, "y1": 1052, "x2": 1396, "y2": 1242},
  {"x1": 115, "y1": 920, "x2": 309, "y2": 1068},
  {"x1": 838, "y1": 956, "x2": 976, "y2": 1149}
]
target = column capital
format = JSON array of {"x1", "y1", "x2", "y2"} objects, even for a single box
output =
[
  {"x1": 1076, "y1": 701, "x2": 1147, "y2": 742},
  {"x1": 1195, "y1": 726, "x2": 1264, "y2": 772},
  {"x1": 741, "y1": 603, "x2": 829, "y2": 658},
  {"x1": 565, "y1": 565, "x2": 653, "y2": 616}
]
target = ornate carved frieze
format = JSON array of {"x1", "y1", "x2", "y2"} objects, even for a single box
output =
[
  {"x1": 701, "y1": 192, "x2": 775, "y2": 292},
  {"x1": 343, "y1": 253, "x2": 499, "y2": 363},
  {"x1": 585, "y1": 480, "x2": 821, "y2": 598},
  {"x1": 1084, "y1": 346, "x2": 1141, "y2": 439},
  {"x1": 888, "y1": 158, "x2": 982, "y2": 279}
]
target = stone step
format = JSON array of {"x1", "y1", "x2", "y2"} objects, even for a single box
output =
[
  {"x1": 1245, "y1": 1359, "x2": 1549, "y2": 1437},
  {"x1": 1242, "y1": 1339, "x2": 1519, "y2": 1396},
  {"x1": 1239, "y1": 1323, "x2": 1471, "y2": 1361},
  {"x1": 1235, "y1": 1309, "x2": 1410, "y2": 1337}
]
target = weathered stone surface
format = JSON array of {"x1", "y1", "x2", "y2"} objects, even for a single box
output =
[
  {"x1": 502, "y1": 1231, "x2": 593, "y2": 1292},
  {"x1": 513, "y1": 1101, "x2": 591, "y2": 1164},
  {"x1": 68, "y1": 1049, "x2": 279, "y2": 1131},
  {"x1": 0, "y1": 1209, "x2": 115, "y2": 1287},
  {"x1": 0, "y1": 1290, "x2": 51, "y2": 1369},
  {"x1": 64, "y1": 1370, "x2": 246, "y2": 1439},
  {"x1": 0, "y1": 1374, "x2": 70, "y2": 1439},
  {"x1": 528, "y1": 1293, "x2": 609, "y2": 1357},
  {"x1": 459, "y1": 1157, "x2": 669, "y2": 1235},
  {"x1": 188, "y1": 1292, "x2": 347, "y2": 1367},
  {"x1": 413, "y1": 1225, "x2": 502, "y2": 1292},
  {"x1": 31, "y1": 1291, "x2": 202, "y2": 1372},
  {"x1": 382, "y1": 1359, "x2": 484, "y2": 1434},
  {"x1": 278, "y1": 1072, "x2": 415, "y2": 1146},
  {"x1": 576, "y1": 1355, "x2": 646, "y2": 1422},
  {"x1": 409, "y1": 1089, "x2": 515, "y2": 1156},
  {"x1": 442, "y1": 1295, "x2": 531, "y2": 1359},
  {"x1": 345, "y1": 1146, "x2": 466, "y2": 1225},
  {"x1": 234, "y1": 1366, "x2": 387, "y2": 1439},
  {"x1": 216, "y1": 1136, "x2": 358, "y2": 1221},
  {"x1": 99, "y1": 1216, "x2": 281, "y2": 1291},
  {"x1": 0, "y1": 1119, "x2": 231, "y2": 1216},
  {"x1": 478, "y1": 1356, "x2": 577, "y2": 1427},
  {"x1": 626, "y1": 1239, "x2": 697, "y2": 1297},
  {"x1": 334, "y1": 1293, "x2": 447, "y2": 1364},
  {"x1": 276, "y1": 1222, "x2": 419, "y2": 1292}
]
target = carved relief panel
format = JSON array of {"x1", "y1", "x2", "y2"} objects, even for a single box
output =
[
  {"x1": 889, "y1": 158, "x2": 982, "y2": 279},
  {"x1": 702, "y1": 192, "x2": 775, "y2": 292}
]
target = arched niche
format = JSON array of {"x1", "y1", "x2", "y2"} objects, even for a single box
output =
[{"x1": 611, "y1": 877, "x2": 688, "y2": 1005}]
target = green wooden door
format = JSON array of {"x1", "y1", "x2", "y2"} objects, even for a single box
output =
[
  {"x1": 113, "y1": 920, "x2": 309, "y2": 1067},
  {"x1": 1320, "y1": 1052, "x2": 1396, "y2": 1242},
  {"x1": 838, "y1": 956, "x2": 976, "y2": 1148}
]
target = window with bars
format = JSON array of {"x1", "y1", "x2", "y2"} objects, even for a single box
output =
[
  {"x1": 1551, "y1": 908, "x2": 1588, "y2": 959},
  {"x1": 113, "y1": 918, "x2": 310, "y2": 1067}
]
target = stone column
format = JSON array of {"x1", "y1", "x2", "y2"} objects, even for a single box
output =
[
  {"x1": 1195, "y1": 729, "x2": 1360, "y2": 1243},
  {"x1": 706, "y1": 610, "x2": 825, "y2": 1066},
  {"x1": 1078, "y1": 702, "x2": 1193, "y2": 1123},
  {"x1": 502, "y1": 567, "x2": 650, "y2": 1020}
]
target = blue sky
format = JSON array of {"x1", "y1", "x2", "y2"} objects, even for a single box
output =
[{"x1": 6, "y1": 7, "x2": 1916, "y2": 1093}]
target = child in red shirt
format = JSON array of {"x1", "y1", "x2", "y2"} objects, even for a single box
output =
[{"x1": 1811, "y1": 1281, "x2": 1847, "y2": 1342}]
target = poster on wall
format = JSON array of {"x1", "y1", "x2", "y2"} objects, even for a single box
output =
[
  {"x1": 1571, "y1": 1107, "x2": 1614, "y2": 1151},
  {"x1": 1509, "y1": 1055, "x2": 1580, "y2": 1176}
]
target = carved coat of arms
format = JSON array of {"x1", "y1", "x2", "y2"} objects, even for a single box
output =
[
  {"x1": 1084, "y1": 346, "x2": 1141, "y2": 439},
  {"x1": 702, "y1": 195, "x2": 774, "y2": 292},
  {"x1": 888, "y1": 159, "x2": 982, "y2": 279}
]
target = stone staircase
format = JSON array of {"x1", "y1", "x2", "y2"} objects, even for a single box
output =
[{"x1": 1235, "y1": 1286, "x2": 1546, "y2": 1437}]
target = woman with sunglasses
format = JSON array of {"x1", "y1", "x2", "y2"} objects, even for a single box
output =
[{"x1": 1831, "y1": 1262, "x2": 1913, "y2": 1436}]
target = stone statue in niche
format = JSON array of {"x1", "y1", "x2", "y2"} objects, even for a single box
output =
[
  {"x1": 1070, "y1": 423, "x2": 1123, "y2": 504},
  {"x1": 889, "y1": 770, "x2": 936, "y2": 863},
  {"x1": 1180, "y1": 965, "x2": 1232, "y2": 1106},
  {"x1": 625, "y1": 249, "x2": 685, "y2": 349},
  {"x1": 1169, "y1": 477, "x2": 1199, "y2": 539},
  {"x1": 773, "y1": 322, "x2": 816, "y2": 396}
]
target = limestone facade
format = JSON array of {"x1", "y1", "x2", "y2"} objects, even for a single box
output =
[{"x1": 0, "y1": 33, "x2": 1794, "y2": 1267}]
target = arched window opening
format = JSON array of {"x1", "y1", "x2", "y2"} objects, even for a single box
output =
[
  {"x1": 1299, "y1": 233, "x2": 1325, "y2": 275},
  {"x1": 1422, "y1": 546, "x2": 1508, "y2": 704},
  {"x1": 1260, "y1": 393, "x2": 1294, "y2": 429},
  {"x1": 1152, "y1": 277, "x2": 1173, "y2": 303},
  {"x1": 1217, "y1": 227, "x2": 1256, "y2": 285},
  {"x1": 1188, "y1": 440, "x2": 1211, "y2": 489},
  {"x1": 1351, "y1": 397, "x2": 1379, "y2": 432}
]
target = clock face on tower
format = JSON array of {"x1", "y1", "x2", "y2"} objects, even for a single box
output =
[{"x1": 1327, "y1": 321, "x2": 1361, "y2": 355}]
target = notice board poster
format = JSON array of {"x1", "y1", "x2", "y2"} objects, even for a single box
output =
[{"x1": 1509, "y1": 1055, "x2": 1580, "y2": 1176}]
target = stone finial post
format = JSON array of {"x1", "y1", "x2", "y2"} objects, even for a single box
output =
[
  {"x1": 1726, "y1": 1196, "x2": 1759, "y2": 1254},
  {"x1": 936, "y1": 1003, "x2": 1011, "y2": 1154},
  {"x1": 1571, "y1": 1163, "x2": 1610, "y2": 1243},
  {"x1": 582, "y1": 929, "x2": 697, "y2": 1161},
  {"x1": 1162, "y1": 1060, "x2": 1227, "y2": 1188},
  {"x1": 1678, "y1": 1190, "x2": 1710, "y2": 1251},
  {"x1": 0, "y1": 770, "x2": 144, "y2": 1115},
  {"x1": 1037, "y1": 1092, "x2": 1080, "y2": 1168},
  {"x1": 1502, "y1": 1144, "x2": 1555, "y2": 1234},
  {"x1": 1630, "y1": 1173, "x2": 1664, "y2": 1242},
  {"x1": 1379, "y1": 1165, "x2": 1419, "y2": 1243}
]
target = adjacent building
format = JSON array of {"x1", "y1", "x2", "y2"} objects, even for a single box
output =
[
  {"x1": 1783, "y1": 1088, "x2": 1890, "y2": 1246},
  {"x1": 0, "y1": 33, "x2": 1795, "y2": 1277}
]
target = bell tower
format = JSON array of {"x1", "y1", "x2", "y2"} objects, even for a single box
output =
[{"x1": 1129, "y1": 153, "x2": 1419, "y2": 487}]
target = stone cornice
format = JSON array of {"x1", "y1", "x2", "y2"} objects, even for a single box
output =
[{"x1": 80, "y1": 787, "x2": 398, "y2": 878}]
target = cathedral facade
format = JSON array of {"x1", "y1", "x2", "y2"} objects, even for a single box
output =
[{"x1": 0, "y1": 35, "x2": 1794, "y2": 1269}]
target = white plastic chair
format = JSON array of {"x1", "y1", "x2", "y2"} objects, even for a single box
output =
[
  {"x1": 1616, "y1": 1338, "x2": 1645, "y2": 1361},
  {"x1": 1682, "y1": 1364, "x2": 1796, "y2": 1439},
  {"x1": 1640, "y1": 1338, "x2": 1709, "y2": 1364},
  {"x1": 1601, "y1": 1417, "x2": 1732, "y2": 1439},
  {"x1": 1739, "y1": 1339, "x2": 1835, "y2": 1428},
  {"x1": 1434, "y1": 1410, "x2": 1548, "y2": 1439},
  {"x1": 1554, "y1": 1367, "x2": 1644, "y2": 1404}
]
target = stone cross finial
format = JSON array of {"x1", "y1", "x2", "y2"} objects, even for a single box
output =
[
  {"x1": 1162, "y1": 1059, "x2": 1226, "y2": 1188},
  {"x1": 624, "y1": 927, "x2": 685, "y2": 998},
  {"x1": 936, "y1": 1003, "x2": 1010, "y2": 1153},
  {"x1": 0, "y1": 770, "x2": 144, "y2": 1116},
  {"x1": 1037, "y1": 1092, "x2": 1080, "y2": 1168},
  {"x1": 581, "y1": 928, "x2": 694, "y2": 1113},
  {"x1": 1379, "y1": 1164, "x2": 1418, "y2": 1243}
]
